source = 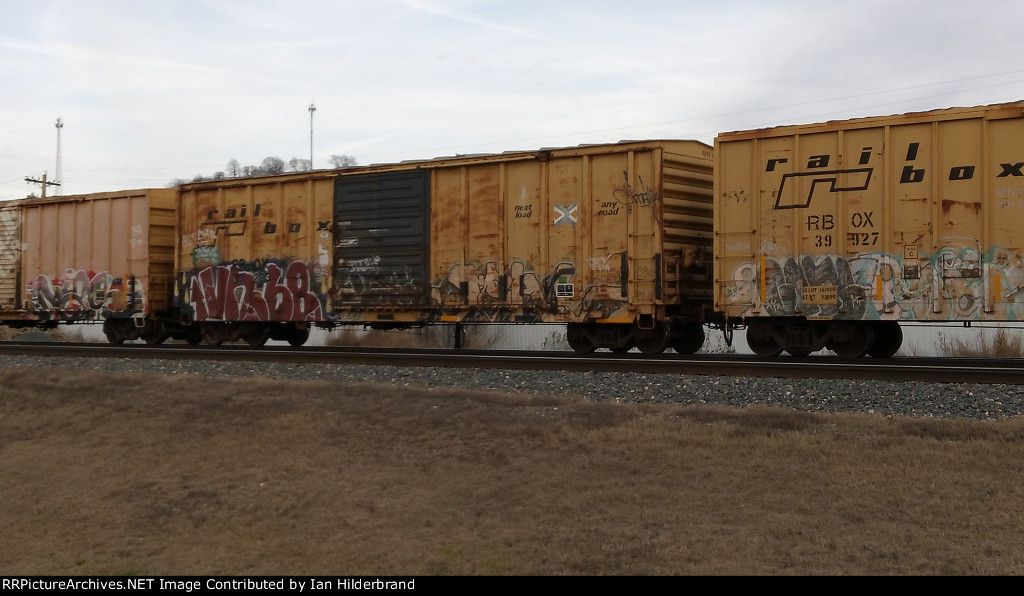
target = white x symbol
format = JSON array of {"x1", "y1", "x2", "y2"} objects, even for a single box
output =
[{"x1": 554, "y1": 203, "x2": 578, "y2": 226}]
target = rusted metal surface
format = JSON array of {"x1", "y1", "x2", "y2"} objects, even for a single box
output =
[
  {"x1": 16, "y1": 189, "x2": 177, "y2": 322},
  {"x1": 183, "y1": 142, "x2": 715, "y2": 329},
  {"x1": 714, "y1": 100, "x2": 1024, "y2": 324},
  {"x1": 333, "y1": 140, "x2": 715, "y2": 325},
  {"x1": 176, "y1": 173, "x2": 336, "y2": 323}
]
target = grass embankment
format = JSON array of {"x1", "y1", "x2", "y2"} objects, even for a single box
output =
[{"x1": 2, "y1": 367, "x2": 1023, "y2": 575}]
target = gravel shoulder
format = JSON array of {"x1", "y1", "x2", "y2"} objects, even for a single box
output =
[{"x1": 2, "y1": 352, "x2": 1020, "y2": 421}]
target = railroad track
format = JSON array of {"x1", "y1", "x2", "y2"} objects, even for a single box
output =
[{"x1": 1, "y1": 341, "x2": 1022, "y2": 385}]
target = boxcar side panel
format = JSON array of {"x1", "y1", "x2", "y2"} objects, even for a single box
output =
[
  {"x1": 626, "y1": 150, "x2": 660, "y2": 311},
  {"x1": 399, "y1": 141, "x2": 711, "y2": 326},
  {"x1": 20, "y1": 191, "x2": 157, "y2": 322},
  {"x1": 588, "y1": 152, "x2": 632, "y2": 320},
  {"x1": 466, "y1": 164, "x2": 504, "y2": 313},
  {"x1": 431, "y1": 166, "x2": 468, "y2": 318},
  {"x1": 715, "y1": 101, "x2": 1024, "y2": 324},
  {"x1": 546, "y1": 155, "x2": 585, "y2": 320},
  {"x1": 176, "y1": 174, "x2": 336, "y2": 323},
  {"x1": 503, "y1": 160, "x2": 544, "y2": 316},
  {"x1": 990, "y1": 117, "x2": 1024, "y2": 318},
  {"x1": 889, "y1": 122, "x2": 937, "y2": 320}
]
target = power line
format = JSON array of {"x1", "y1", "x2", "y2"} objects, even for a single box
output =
[{"x1": 24, "y1": 172, "x2": 60, "y2": 199}]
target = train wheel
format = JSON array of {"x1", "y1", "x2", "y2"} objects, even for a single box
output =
[
  {"x1": 144, "y1": 333, "x2": 167, "y2": 346},
  {"x1": 286, "y1": 325, "x2": 310, "y2": 347},
  {"x1": 566, "y1": 324, "x2": 595, "y2": 354},
  {"x1": 201, "y1": 323, "x2": 225, "y2": 346},
  {"x1": 610, "y1": 345, "x2": 633, "y2": 354},
  {"x1": 142, "y1": 320, "x2": 167, "y2": 346},
  {"x1": 669, "y1": 323, "x2": 705, "y2": 354},
  {"x1": 867, "y1": 322, "x2": 903, "y2": 358},
  {"x1": 635, "y1": 323, "x2": 670, "y2": 355},
  {"x1": 183, "y1": 326, "x2": 203, "y2": 345},
  {"x1": 244, "y1": 328, "x2": 270, "y2": 347},
  {"x1": 567, "y1": 336, "x2": 595, "y2": 353},
  {"x1": 830, "y1": 323, "x2": 874, "y2": 359},
  {"x1": 746, "y1": 320, "x2": 782, "y2": 357},
  {"x1": 103, "y1": 320, "x2": 125, "y2": 345}
]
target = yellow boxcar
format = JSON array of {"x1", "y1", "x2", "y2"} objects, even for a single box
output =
[
  {"x1": 330, "y1": 140, "x2": 714, "y2": 353},
  {"x1": 172, "y1": 141, "x2": 714, "y2": 351},
  {"x1": 175, "y1": 171, "x2": 336, "y2": 346},
  {"x1": 714, "y1": 100, "x2": 1024, "y2": 357}
]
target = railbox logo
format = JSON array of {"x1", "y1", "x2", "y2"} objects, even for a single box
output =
[
  {"x1": 767, "y1": 143, "x2": 1024, "y2": 210},
  {"x1": 766, "y1": 149, "x2": 874, "y2": 210}
]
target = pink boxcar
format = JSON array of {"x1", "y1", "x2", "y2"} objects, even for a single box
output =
[{"x1": 15, "y1": 189, "x2": 177, "y2": 340}]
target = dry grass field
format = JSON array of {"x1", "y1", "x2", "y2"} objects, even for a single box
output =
[{"x1": 2, "y1": 364, "x2": 1024, "y2": 576}]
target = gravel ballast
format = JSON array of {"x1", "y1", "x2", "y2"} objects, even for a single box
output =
[{"x1": 0, "y1": 353, "x2": 1020, "y2": 421}]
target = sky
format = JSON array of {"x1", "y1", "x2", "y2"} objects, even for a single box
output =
[{"x1": 3, "y1": 0, "x2": 1024, "y2": 199}]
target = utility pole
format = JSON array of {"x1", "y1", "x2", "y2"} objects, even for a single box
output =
[
  {"x1": 25, "y1": 172, "x2": 60, "y2": 199},
  {"x1": 54, "y1": 117, "x2": 63, "y2": 196},
  {"x1": 308, "y1": 103, "x2": 316, "y2": 170}
]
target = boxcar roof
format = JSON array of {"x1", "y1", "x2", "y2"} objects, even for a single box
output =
[
  {"x1": 716, "y1": 100, "x2": 1024, "y2": 141},
  {"x1": 179, "y1": 139, "x2": 712, "y2": 191}
]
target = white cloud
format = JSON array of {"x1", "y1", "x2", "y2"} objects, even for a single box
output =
[{"x1": 3, "y1": 0, "x2": 1024, "y2": 196}]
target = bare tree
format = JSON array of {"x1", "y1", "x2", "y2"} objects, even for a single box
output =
[
  {"x1": 289, "y1": 157, "x2": 312, "y2": 172},
  {"x1": 177, "y1": 153, "x2": 344, "y2": 184},
  {"x1": 261, "y1": 156, "x2": 285, "y2": 174},
  {"x1": 329, "y1": 154, "x2": 358, "y2": 168}
]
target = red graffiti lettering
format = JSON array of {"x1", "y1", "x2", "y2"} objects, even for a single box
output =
[{"x1": 183, "y1": 260, "x2": 323, "y2": 322}]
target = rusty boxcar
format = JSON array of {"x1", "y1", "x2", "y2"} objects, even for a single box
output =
[
  {"x1": 175, "y1": 140, "x2": 715, "y2": 352},
  {"x1": 0, "y1": 189, "x2": 178, "y2": 341},
  {"x1": 714, "y1": 100, "x2": 1024, "y2": 357},
  {"x1": 175, "y1": 171, "x2": 336, "y2": 346}
]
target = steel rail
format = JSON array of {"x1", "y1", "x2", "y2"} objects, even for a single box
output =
[{"x1": 1, "y1": 341, "x2": 1023, "y2": 385}]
